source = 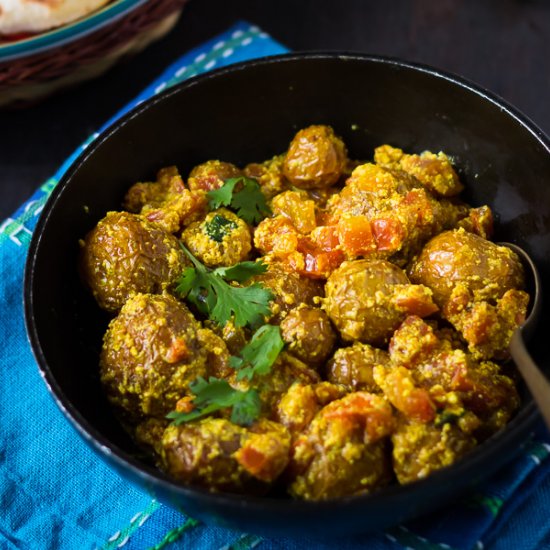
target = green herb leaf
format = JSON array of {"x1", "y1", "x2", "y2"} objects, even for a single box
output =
[
  {"x1": 207, "y1": 176, "x2": 271, "y2": 225},
  {"x1": 230, "y1": 390, "x2": 262, "y2": 426},
  {"x1": 177, "y1": 245, "x2": 273, "y2": 328},
  {"x1": 166, "y1": 377, "x2": 262, "y2": 427},
  {"x1": 212, "y1": 282, "x2": 273, "y2": 328},
  {"x1": 176, "y1": 265, "x2": 215, "y2": 317},
  {"x1": 213, "y1": 260, "x2": 268, "y2": 283},
  {"x1": 207, "y1": 178, "x2": 238, "y2": 209},
  {"x1": 229, "y1": 324, "x2": 285, "y2": 381}
]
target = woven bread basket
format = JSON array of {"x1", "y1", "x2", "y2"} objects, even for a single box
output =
[{"x1": 0, "y1": 0, "x2": 188, "y2": 107}]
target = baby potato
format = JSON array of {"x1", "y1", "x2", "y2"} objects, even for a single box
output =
[
  {"x1": 80, "y1": 211, "x2": 187, "y2": 313},
  {"x1": 326, "y1": 342, "x2": 389, "y2": 392},
  {"x1": 181, "y1": 208, "x2": 252, "y2": 268},
  {"x1": 324, "y1": 259, "x2": 438, "y2": 346},
  {"x1": 187, "y1": 160, "x2": 242, "y2": 192},
  {"x1": 283, "y1": 125, "x2": 348, "y2": 189},
  {"x1": 247, "y1": 261, "x2": 324, "y2": 322},
  {"x1": 100, "y1": 293, "x2": 207, "y2": 422},
  {"x1": 409, "y1": 228, "x2": 524, "y2": 307},
  {"x1": 160, "y1": 418, "x2": 290, "y2": 493},
  {"x1": 280, "y1": 306, "x2": 337, "y2": 368}
]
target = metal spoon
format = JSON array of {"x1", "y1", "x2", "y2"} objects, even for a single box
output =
[{"x1": 500, "y1": 243, "x2": 548, "y2": 427}]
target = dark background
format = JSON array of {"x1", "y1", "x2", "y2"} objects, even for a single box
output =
[{"x1": 1, "y1": 0, "x2": 549, "y2": 221}]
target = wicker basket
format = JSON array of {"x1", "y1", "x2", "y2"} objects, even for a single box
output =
[{"x1": 0, "y1": 0, "x2": 188, "y2": 107}]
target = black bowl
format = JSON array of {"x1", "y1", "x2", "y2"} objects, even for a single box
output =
[{"x1": 24, "y1": 53, "x2": 550, "y2": 538}]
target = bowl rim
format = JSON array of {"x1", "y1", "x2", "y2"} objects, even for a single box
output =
[
  {"x1": 0, "y1": 0, "x2": 149, "y2": 61},
  {"x1": 24, "y1": 52, "x2": 550, "y2": 515}
]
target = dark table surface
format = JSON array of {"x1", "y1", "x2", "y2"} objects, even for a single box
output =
[{"x1": 1, "y1": 0, "x2": 549, "y2": 221}]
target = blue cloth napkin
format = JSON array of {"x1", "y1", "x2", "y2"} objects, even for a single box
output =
[{"x1": 2, "y1": 20, "x2": 550, "y2": 550}]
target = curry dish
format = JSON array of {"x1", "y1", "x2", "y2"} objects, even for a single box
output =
[{"x1": 79, "y1": 125, "x2": 528, "y2": 500}]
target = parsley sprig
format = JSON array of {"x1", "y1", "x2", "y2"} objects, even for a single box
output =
[
  {"x1": 176, "y1": 245, "x2": 273, "y2": 328},
  {"x1": 166, "y1": 377, "x2": 261, "y2": 427},
  {"x1": 230, "y1": 325, "x2": 285, "y2": 381},
  {"x1": 207, "y1": 176, "x2": 271, "y2": 224}
]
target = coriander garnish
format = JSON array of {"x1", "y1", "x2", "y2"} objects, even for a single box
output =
[
  {"x1": 166, "y1": 377, "x2": 261, "y2": 427},
  {"x1": 207, "y1": 176, "x2": 271, "y2": 224},
  {"x1": 229, "y1": 324, "x2": 285, "y2": 381},
  {"x1": 176, "y1": 245, "x2": 273, "y2": 328}
]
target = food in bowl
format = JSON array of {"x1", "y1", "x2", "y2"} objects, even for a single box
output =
[
  {"x1": 78, "y1": 124, "x2": 529, "y2": 501},
  {"x1": 0, "y1": 0, "x2": 111, "y2": 38}
]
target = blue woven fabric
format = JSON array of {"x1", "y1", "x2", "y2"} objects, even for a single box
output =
[{"x1": 1, "y1": 20, "x2": 550, "y2": 550}]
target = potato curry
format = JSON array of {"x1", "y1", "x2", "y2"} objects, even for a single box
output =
[{"x1": 79, "y1": 125, "x2": 528, "y2": 500}]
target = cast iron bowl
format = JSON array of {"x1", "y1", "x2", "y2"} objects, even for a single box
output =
[{"x1": 24, "y1": 53, "x2": 550, "y2": 538}]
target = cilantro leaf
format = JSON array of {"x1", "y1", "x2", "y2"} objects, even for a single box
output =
[
  {"x1": 177, "y1": 245, "x2": 273, "y2": 327},
  {"x1": 207, "y1": 178, "x2": 238, "y2": 209},
  {"x1": 166, "y1": 376, "x2": 262, "y2": 427},
  {"x1": 229, "y1": 325, "x2": 285, "y2": 381},
  {"x1": 176, "y1": 264, "x2": 216, "y2": 317},
  {"x1": 230, "y1": 390, "x2": 262, "y2": 426},
  {"x1": 230, "y1": 178, "x2": 271, "y2": 224},
  {"x1": 207, "y1": 176, "x2": 271, "y2": 225},
  {"x1": 210, "y1": 282, "x2": 272, "y2": 328},
  {"x1": 213, "y1": 260, "x2": 268, "y2": 283}
]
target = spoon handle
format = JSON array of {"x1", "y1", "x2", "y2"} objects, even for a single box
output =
[{"x1": 509, "y1": 329, "x2": 550, "y2": 430}]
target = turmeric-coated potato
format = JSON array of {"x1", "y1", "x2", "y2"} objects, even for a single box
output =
[
  {"x1": 123, "y1": 166, "x2": 185, "y2": 212},
  {"x1": 181, "y1": 208, "x2": 252, "y2": 268},
  {"x1": 283, "y1": 125, "x2": 348, "y2": 189},
  {"x1": 248, "y1": 262, "x2": 324, "y2": 322},
  {"x1": 326, "y1": 342, "x2": 389, "y2": 392},
  {"x1": 160, "y1": 418, "x2": 290, "y2": 493},
  {"x1": 374, "y1": 144, "x2": 464, "y2": 197},
  {"x1": 100, "y1": 293, "x2": 207, "y2": 422},
  {"x1": 255, "y1": 353, "x2": 321, "y2": 415},
  {"x1": 244, "y1": 154, "x2": 288, "y2": 199},
  {"x1": 382, "y1": 315, "x2": 520, "y2": 438},
  {"x1": 324, "y1": 259, "x2": 438, "y2": 345},
  {"x1": 409, "y1": 228, "x2": 528, "y2": 359},
  {"x1": 289, "y1": 392, "x2": 394, "y2": 500},
  {"x1": 275, "y1": 381, "x2": 346, "y2": 436},
  {"x1": 280, "y1": 306, "x2": 337, "y2": 367},
  {"x1": 409, "y1": 228, "x2": 525, "y2": 307},
  {"x1": 123, "y1": 166, "x2": 208, "y2": 234},
  {"x1": 187, "y1": 160, "x2": 242, "y2": 192},
  {"x1": 392, "y1": 420, "x2": 476, "y2": 484},
  {"x1": 80, "y1": 211, "x2": 187, "y2": 313}
]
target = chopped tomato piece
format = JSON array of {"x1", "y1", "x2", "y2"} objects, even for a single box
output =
[
  {"x1": 403, "y1": 189, "x2": 435, "y2": 225},
  {"x1": 174, "y1": 396, "x2": 194, "y2": 413},
  {"x1": 301, "y1": 249, "x2": 345, "y2": 278},
  {"x1": 393, "y1": 286, "x2": 439, "y2": 317},
  {"x1": 165, "y1": 337, "x2": 189, "y2": 363},
  {"x1": 337, "y1": 215, "x2": 376, "y2": 256},
  {"x1": 235, "y1": 446, "x2": 268, "y2": 477},
  {"x1": 296, "y1": 236, "x2": 344, "y2": 277},
  {"x1": 381, "y1": 367, "x2": 436, "y2": 423},
  {"x1": 323, "y1": 392, "x2": 394, "y2": 442},
  {"x1": 272, "y1": 191, "x2": 317, "y2": 234},
  {"x1": 371, "y1": 217, "x2": 405, "y2": 252},
  {"x1": 309, "y1": 225, "x2": 340, "y2": 251}
]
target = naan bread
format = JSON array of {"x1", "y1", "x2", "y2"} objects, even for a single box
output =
[{"x1": 0, "y1": 0, "x2": 111, "y2": 35}]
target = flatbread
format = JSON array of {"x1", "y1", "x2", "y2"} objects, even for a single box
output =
[{"x1": 0, "y1": 0, "x2": 111, "y2": 35}]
